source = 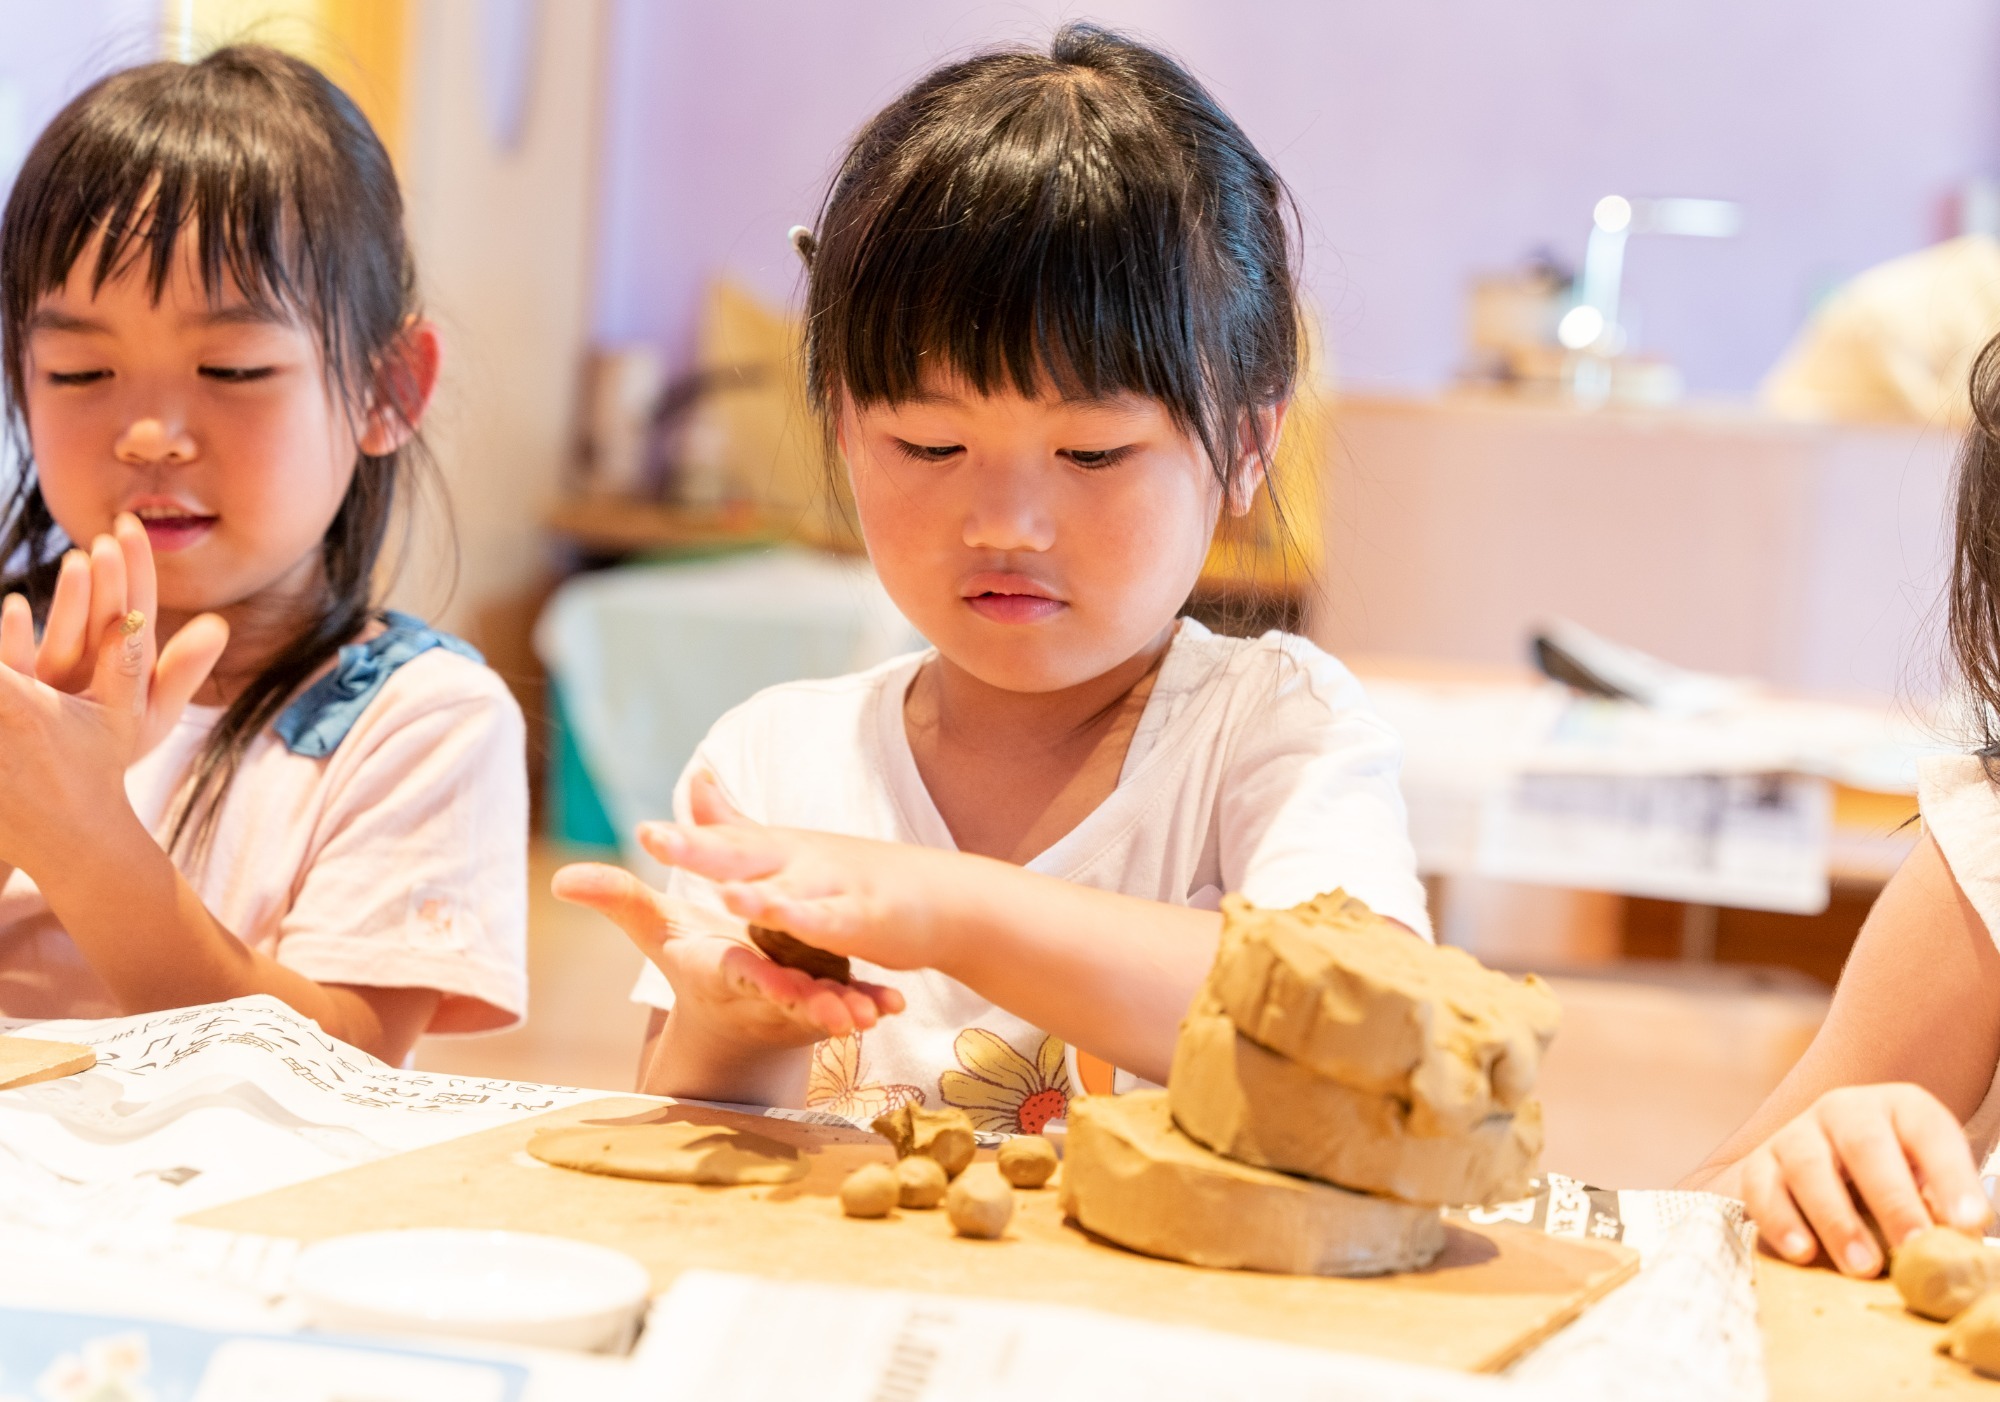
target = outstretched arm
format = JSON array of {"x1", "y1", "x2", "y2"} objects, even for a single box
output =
[
  {"x1": 1683, "y1": 833, "x2": 2000, "y2": 1274},
  {"x1": 561, "y1": 772, "x2": 1221, "y2": 1099}
]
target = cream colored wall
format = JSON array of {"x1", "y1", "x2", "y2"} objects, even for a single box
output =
[{"x1": 392, "y1": 0, "x2": 604, "y2": 683}]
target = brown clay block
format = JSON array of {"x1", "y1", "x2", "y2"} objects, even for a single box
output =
[
  {"x1": 1892, "y1": 1226, "x2": 2000, "y2": 1321},
  {"x1": 749, "y1": 925, "x2": 852, "y2": 984},
  {"x1": 871, "y1": 1104, "x2": 976, "y2": 1178},
  {"x1": 1168, "y1": 1007, "x2": 1539, "y2": 1206},
  {"x1": 1059, "y1": 1091, "x2": 1446, "y2": 1277},
  {"x1": 1205, "y1": 891, "x2": 1560, "y2": 1136}
]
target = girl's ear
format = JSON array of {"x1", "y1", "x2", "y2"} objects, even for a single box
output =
[
  {"x1": 1225, "y1": 401, "x2": 1288, "y2": 516},
  {"x1": 358, "y1": 318, "x2": 443, "y2": 456}
]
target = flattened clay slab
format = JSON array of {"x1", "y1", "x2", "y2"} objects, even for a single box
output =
[
  {"x1": 1206, "y1": 892, "x2": 1560, "y2": 1136},
  {"x1": 0, "y1": 1036, "x2": 95, "y2": 1091},
  {"x1": 1059, "y1": 1091, "x2": 1445, "y2": 1276},
  {"x1": 1168, "y1": 1008, "x2": 1539, "y2": 1206},
  {"x1": 528, "y1": 1121, "x2": 808, "y2": 1184}
]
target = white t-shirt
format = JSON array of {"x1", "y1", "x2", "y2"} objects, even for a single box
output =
[
  {"x1": 631, "y1": 620, "x2": 1430, "y2": 1130},
  {"x1": 0, "y1": 648, "x2": 529, "y2": 1034},
  {"x1": 1919, "y1": 754, "x2": 2000, "y2": 1162}
]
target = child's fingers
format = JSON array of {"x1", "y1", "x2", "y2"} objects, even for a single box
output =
[
  {"x1": 1772, "y1": 1126, "x2": 1880, "y2": 1275},
  {"x1": 86, "y1": 592, "x2": 150, "y2": 717},
  {"x1": 1741, "y1": 1149, "x2": 1817, "y2": 1262},
  {"x1": 853, "y1": 979, "x2": 907, "y2": 1017},
  {"x1": 687, "y1": 769, "x2": 750, "y2": 827},
  {"x1": 549, "y1": 862, "x2": 676, "y2": 953},
  {"x1": 638, "y1": 819, "x2": 787, "y2": 883},
  {"x1": 0, "y1": 594, "x2": 33, "y2": 674},
  {"x1": 1886, "y1": 1089, "x2": 1992, "y2": 1231},
  {"x1": 152, "y1": 613, "x2": 229, "y2": 722},
  {"x1": 85, "y1": 533, "x2": 130, "y2": 660},
  {"x1": 113, "y1": 514, "x2": 157, "y2": 623},
  {"x1": 716, "y1": 945, "x2": 859, "y2": 1037},
  {"x1": 1826, "y1": 1111, "x2": 1933, "y2": 1250},
  {"x1": 717, "y1": 884, "x2": 864, "y2": 954},
  {"x1": 36, "y1": 550, "x2": 91, "y2": 684}
]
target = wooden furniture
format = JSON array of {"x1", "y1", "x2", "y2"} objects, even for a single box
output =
[
  {"x1": 189, "y1": 1097, "x2": 1637, "y2": 1375},
  {"x1": 1758, "y1": 1255, "x2": 1998, "y2": 1397}
]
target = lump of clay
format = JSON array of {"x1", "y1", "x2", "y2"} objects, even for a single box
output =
[
  {"x1": 528, "y1": 1122, "x2": 807, "y2": 1185},
  {"x1": 895, "y1": 1154, "x2": 948, "y2": 1209},
  {"x1": 1204, "y1": 891, "x2": 1560, "y2": 1136},
  {"x1": 1892, "y1": 1226, "x2": 2000, "y2": 1321},
  {"x1": 1060, "y1": 1091, "x2": 1445, "y2": 1276},
  {"x1": 749, "y1": 924, "x2": 851, "y2": 984},
  {"x1": 997, "y1": 1135, "x2": 1060, "y2": 1189},
  {"x1": 840, "y1": 1162, "x2": 898, "y2": 1218},
  {"x1": 1168, "y1": 1007, "x2": 1538, "y2": 1205},
  {"x1": 1947, "y1": 1290, "x2": 2000, "y2": 1376},
  {"x1": 872, "y1": 1104, "x2": 976, "y2": 1179},
  {"x1": 946, "y1": 1163, "x2": 1014, "y2": 1239}
]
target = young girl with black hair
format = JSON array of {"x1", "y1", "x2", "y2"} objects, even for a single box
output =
[
  {"x1": 558, "y1": 25, "x2": 1428, "y2": 1125},
  {"x1": 1684, "y1": 336, "x2": 2000, "y2": 1275},
  {"x1": 0, "y1": 46, "x2": 527, "y2": 1062}
]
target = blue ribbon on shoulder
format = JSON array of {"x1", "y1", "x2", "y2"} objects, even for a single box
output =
[{"x1": 273, "y1": 611, "x2": 483, "y2": 759}]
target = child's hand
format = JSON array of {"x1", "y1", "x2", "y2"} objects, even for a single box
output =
[
  {"x1": 0, "y1": 514, "x2": 227, "y2": 761},
  {"x1": 632, "y1": 771, "x2": 950, "y2": 972},
  {"x1": 1740, "y1": 1083, "x2": 1991, "y2": 1276},
  {"x1": 550, "y1": 858, "x2": 906, "y2": 1049}
]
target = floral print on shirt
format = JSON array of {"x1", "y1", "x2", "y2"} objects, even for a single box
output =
[{"x1": 939, "y1": 1028, "x2": 1072, "y2": 1133}]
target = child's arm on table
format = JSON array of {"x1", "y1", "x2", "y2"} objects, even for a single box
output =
[
  {"x1": 561, "y1": 773, "x2": 1222, "y2": 1103},
  {"x1": 1682, "y1": 833, "x2": 2000, "y2": 1275},
  {"x1": 0, "y1": 521, "x2": 439, "y2": 1062}
]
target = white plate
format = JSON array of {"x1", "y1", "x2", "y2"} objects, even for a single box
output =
[{"x1": 292, "y1": 1228, "x2": 651, "y2": 1353}]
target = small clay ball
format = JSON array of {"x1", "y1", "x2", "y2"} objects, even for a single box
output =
[
  {"x1": 996, "y1": 1134, "x2": 1059, "y2": 1189},
  {"x1": 946, "y1": 1163, "x2": 1014, "y2": 1240},
  {"x1": 927, "y1": 1126, "x2": 977, "y2": 1180},
  {"x1": 1892, "y1": 1226, "x2": 2000, "y2": 1321},
  {"x1": 1948, "y1": 1290, "x2": 2000, "y2": 1376},
  {"x1": 895, "y1": 1154, "x2": 948, "y2": 1209},
  {"x1": 839, "y1": 1162, "x2": 898, "y2": 1219}
]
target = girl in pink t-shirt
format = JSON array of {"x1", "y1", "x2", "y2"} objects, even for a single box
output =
[{"x1": 0, "y1": 46, "x2": 527, "y2": 1061}]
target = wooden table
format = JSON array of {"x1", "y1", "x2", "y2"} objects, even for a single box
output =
[{"x1": 1758, "y1": 1254, "x2": 1996, "y2": 1396}]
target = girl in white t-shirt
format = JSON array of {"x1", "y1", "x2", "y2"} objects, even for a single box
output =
[
  {"x1": 0, "y1": 47, "x2": 526, "y2": 1061},
  {"x1": 557, "y1": 25, "x2": 1427, "y2": 1125},
  {"x1": 1683, "y1": 335, "x2": 2000, "y2": 1275}
]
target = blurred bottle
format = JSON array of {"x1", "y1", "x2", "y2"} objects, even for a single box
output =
[{"x1": 578, "y1": 344, "x2": 664, "y2": 498}]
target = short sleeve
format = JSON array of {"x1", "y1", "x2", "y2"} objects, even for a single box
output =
[
  {"x1": 271, "y1": 659, "x2": 529, "y2": 1033},
  {"x1": 1921, "y1": 754, "x2": 2000, "y2": 951},
  {"x1": 1219, "y1": 641, "x2": 1434, "y2": 939}
]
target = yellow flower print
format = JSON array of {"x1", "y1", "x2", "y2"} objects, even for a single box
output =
[
  {"x1": 939, "y1": 1028, "x2": 1072, "y2": 1134},
  {"x1": 806, "y1": 1034, "x2": 922, "y2": 1124}
]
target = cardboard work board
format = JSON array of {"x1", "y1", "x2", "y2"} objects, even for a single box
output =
[
  {"x1": 1758, "y1": 1253, "x2": 2000, "y2": 1397},
  {"x1": 0, "y1": 1036, "x2": 93, "y2": 1090},
  {"x1": 186, "y1": 1096, "x2": 1638, "y2": 1374}
]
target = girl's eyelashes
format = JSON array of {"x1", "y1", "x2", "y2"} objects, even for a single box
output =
[
  {"x1": 890, "y1": 438, "x2": 963, "y2": 463},
  {"x1": 198, "y1": 365, "x2": 277, "y2": 383},
  {"x1": 46, "y1": 369, "x2": 110, "y2": 387},
  {"x1": 886, "y1": 438, "x2": 1137, "y2": 468},
  {"x1": 1062, "y1": 446, "x2": 1135, "y2": 469}
]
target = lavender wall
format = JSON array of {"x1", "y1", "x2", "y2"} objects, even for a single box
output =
[
  {"x1": 0, "y1": 1, "x2": 156, "y2": 181},
  {"x1": 593, "y1": 0, "x2": 2000, "y2": 396}
]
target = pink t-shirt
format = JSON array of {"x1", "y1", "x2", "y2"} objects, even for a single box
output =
[{"x1": 0, "y1": 648, "x2": 528, "y2": 1032}]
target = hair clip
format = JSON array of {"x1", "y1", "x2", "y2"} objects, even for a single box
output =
[{"x1": 788, "y1": 225, "x2": 817, "y2": 267}]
